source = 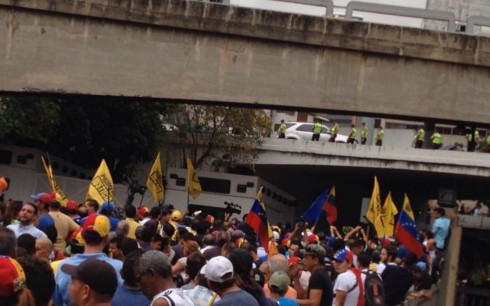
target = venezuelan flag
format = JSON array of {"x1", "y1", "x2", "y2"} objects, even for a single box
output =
[
  {"x1": 245, "y1": 188, "x2": 272, "y2": 252},
  {"x1": 394, "y1": 195, "x2": 423, "y2": 257}
]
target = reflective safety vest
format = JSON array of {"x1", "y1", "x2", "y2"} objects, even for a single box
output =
[
  {"x1": 432, "y1": 132, "x2": 442, "y2": 144},
  {"x1": 331, "y1": 123, "x2": 339, "y2": 135},
  {"x1": 313, "y1": 122, "x2": 322, "y2": 134},
  {"x1": 467, "y1": 131, "x2": 480, "y2": 142},
  {"x1": 279, "y1": 123, "x2": 287, "y2": 134},
  {"x1": 350, "y1": 127, "x2": 357, "y2": 138},
  {"x1": 361, "y1": 127, "x2": 367, "y2": 138},
  {"x1": 486, "y1": 135, "x2": 490, "y2": 145},
  {"x1": 417, "y1": 129, "x2": 425, "y2": 141},
  {"x1": 376, "y1": 129, "x2": 384, "y2": 140}
]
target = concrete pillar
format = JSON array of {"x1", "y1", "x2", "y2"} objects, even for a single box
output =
[
  {"x1": 425, "y1": 121, "x2": 435, "y2": 149},
  {"x1": 440, "y1": 222, "x2": 462, "y2": 305}
]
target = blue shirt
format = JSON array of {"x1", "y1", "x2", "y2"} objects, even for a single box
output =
[
  {"x1": 213, "y1": 290, "x2": 259, "y2": 306},
  {"x1": 112, "y1": 286, "x2": 150, "y2": 306},
  {"x1": 432, "y1": 217, "x2": 450, "y2": 249},
  {"x1": 7, "y1": 223, "x2": 47, "y2": 239},
  {"x1": 53, "y1": 253, "x2": 123, "y2": 306}
]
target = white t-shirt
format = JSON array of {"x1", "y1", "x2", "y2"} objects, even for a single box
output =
[
  {"x1": 152, "y1": 288, "x2": 193, "y2": 306},
  {"x1": 376, "y1": 262, "x2": 386, "y2": 275},
  {"x1": 332, "y1": 269, "x2": 360, "y2": 306}
]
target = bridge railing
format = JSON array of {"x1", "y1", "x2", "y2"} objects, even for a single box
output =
[{"x1": 204, "y1": 0, "x2": 490, "y2": 35}]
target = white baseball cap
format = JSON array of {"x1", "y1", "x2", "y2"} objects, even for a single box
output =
[{"x1": 200, "y1": 256, "x2": 234, "y2": 283}]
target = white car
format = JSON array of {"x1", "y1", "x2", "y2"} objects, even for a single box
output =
[{"x1": 283, "y1": 122, "x2": 351, "y2": 143}]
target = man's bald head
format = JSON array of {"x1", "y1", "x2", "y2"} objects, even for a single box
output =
[
  {"x1": 35, "y1": 237, "x2": 53, "y2": 260},
  {"x1": 268, "y1": 253, "x2": 288, "y2": 274}
]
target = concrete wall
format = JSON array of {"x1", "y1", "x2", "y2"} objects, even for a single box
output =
[{"x1": 2, "y1": 0, "x2": 490, "y2": 125}]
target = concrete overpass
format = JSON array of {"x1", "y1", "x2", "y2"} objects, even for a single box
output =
[
  {"x1": 257, "y1": 138, "x2": 490, "y2": 177},
  {"x1": 2, "y1": 0, "x2": 490, "y2": 125}
]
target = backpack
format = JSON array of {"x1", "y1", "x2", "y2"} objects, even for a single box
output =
[{"x1": 362, "y1": 270, "x2": 385, "y2": 306}]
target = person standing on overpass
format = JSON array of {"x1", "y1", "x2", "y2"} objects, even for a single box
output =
[
  {"x1": 312, "y1": 120, "x2": 322, "y2": 141},
  {"x1": 348, "y1": 124, "x2": 357, "y2": 144},
  {"x1": 466, "y1": 130, "x2": 480, "y2": 152},
  {"x1": 360, "y1": 122, "x2": 368, "y2": 145},
  {"x1": 329, "y1": 121, "x2": 339, "y2": 143},
  {"x1": 430, "y1": 130, "x2": 442, "y2": 149},
  {"x1": 375, "y1": 127, "x2": 384, "y2": 146},
  {"x1": 414, "y1": 126, "x2": 425, "y2": 149},
  {"x1": 278, "y1": 120, "x2": 287, "y2": 139}
]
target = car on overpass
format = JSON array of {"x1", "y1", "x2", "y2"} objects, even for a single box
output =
[{"x1": 284, "y1": 122, "x2": 351, "y2": 143}]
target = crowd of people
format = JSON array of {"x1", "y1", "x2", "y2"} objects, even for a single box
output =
[{"x1": 0, "y1": 192, "x2": 450, "y2": 306}]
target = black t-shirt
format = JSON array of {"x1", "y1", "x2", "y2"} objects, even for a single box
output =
[
  {"x1": 382, "y1": 265, "x2": 414, "y2": 306},
  {"x1": 308, "y1": 268, "x2": 333, "y2": 306}
]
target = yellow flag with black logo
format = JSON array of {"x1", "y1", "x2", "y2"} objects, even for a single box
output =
[
  {"x1": 366, "y1": 176, "x2": 384, "y2": 237},
  {"x1": 402, "y1": 194, "x2": 415, "y2": 220},
  {"x1": 86, "y1": 159, "x2": 114, "y2": 204},
  {"x1": 146, "y1": 152, "x2": 165, "y2": 203},
  {"x1": 41, "y1": 156, "x2": 69, "y2": 206},
  {"x1": 186, "y1": 157, "x2": 202, "y2": 200},
  {"x1": 381, "y1": 192, "x2": 398, "y2": 237}
]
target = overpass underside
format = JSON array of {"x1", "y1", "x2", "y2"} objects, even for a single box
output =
[{"x1": 2, "y1": 0, "x2": 490, "y2": 125}]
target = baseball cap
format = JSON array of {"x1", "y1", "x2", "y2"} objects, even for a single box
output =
[
  {"x1": 0, "y1": 177, "x2": 8, "y2": 193},
  {"x1": 288, "y1": 256, "x2": 301, "y2": 264},
  {"x1": 200, "y1": 256, "x2": 234, "y2": 283},
  {"x1": 269, "y1": 271, "x2": 291, "y2": 292},
  {"x1": 333, "y1": 249, "x2": 353, "y2": 262},
  {"x1": 138, "y1": 206, "x2": 149, "y2": 217},
  {"x1": 205, "y1": 215, "x2": 214, "y2": 224},
  {"x1": 38, "y1": 214, "x2": 55, "y2": 231},
  {"x1": 101, "y1": 202, "x2": 115, "y2": 213},
  {"x1": 307, "y1": 234, "x2": 319, "y2": 244},
  {"x1": 71, "y1": 228, "x2": 85, "y2": 247},
  {"x1": 82, "y1": 214, "x2": 110, "y2": 239},
  {"x1": 300, "y1": 244, "x2": 326, "y2": 259},
  {"x1": 171, "y1": 210, "x2": 182, "y2": 221},
  {"x1": 30, "y1": 192, "x2": 56, "y2": 203},
  {"x1": 61, "y1": 259, "x2": 117, "y2": 296},
  {"x1": 0, "y1": 257, "x2": 26, "y2": 297},
  {"x1": 66, "y1": 200, "x2": 78, "y2": 211}
]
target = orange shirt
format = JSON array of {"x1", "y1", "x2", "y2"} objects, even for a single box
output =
[{"x1": 263, "y1": 283, "x2": 297, "y2": 299}]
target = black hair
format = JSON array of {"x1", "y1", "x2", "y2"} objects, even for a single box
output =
[
  {"x1": 121, "y1": 238, "x2": 139, "y2": 256},
  {"x1": 50, "y1": 201, "x2": 61, "y2": 210},
  {"x1": 228, "y1": 248, "x2": 262, "y2": 300},
  {"x1": 185, "y1": 252, "x2": 206, "y2": 281},
  {"x1": 357, "y1": 252, "x2": 371, "y2": 268},
  {"x1": 85, "y1": 199, "x2": 99, "y2": 212},
  {"x1": 125, "y1": 206, "x2": 137, "y2": 218},
  {"x1": 149, "y1": 207, "x2": 161, "y2": 219},
  {"x1": 17, "y1": 234, "x2": 36, "y2": 256},
  {"x1": 17, "y1": 256, "x2": 55, "y2": 306},
  {"x1": 121, "y1": 249, "x2": 145, "y2": 287},
  {"x1": 110, "y1": 236, "x2": 123, "y2": 249},
  {"x1": 434, "y1": 207, "x2": 445, "y2": 216},
  {"x1": 23, "y1": 202, "x2": 38, "y2": 215},
  {"x1": 163, "y1": 223, "x2": 175, "y2": 238},
  {"x1": 403, "y1": 252, "x2": 418, "y2": 267},
  {"x1": 0, "y1": 227, "x2": 16, "y2": 257}
]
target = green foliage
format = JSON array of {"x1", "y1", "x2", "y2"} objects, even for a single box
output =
[
  {"x1": 165, "y1": 104, "x2": 272, "y2": 168},
  {"x1": 0, "y1": 97, "x2": 60, "y2": 143}
]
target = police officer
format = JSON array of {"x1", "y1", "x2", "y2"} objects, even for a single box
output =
[
  {"x1": 375, "y1": 126, "x2": 384, "y2": 146},
  {"x1": 312, "y1": 120, "x2": 322, "y2": 141},
  {"x1": 329, "y1": 121, "x2": 339, "y2": 143},
  {"x1": 414, "y1": 126, "x2": 425, "y2": 149},
  {"x1": 278, "y1": 120, "x2": 287, "y2": 139},
  {"x1": 430, "y1": 130, "x2": 442, "y2": 149},
  {"x1": 360, "y1": 122, "x2": 368, "y2": 145},
  {"x1": 466, "y1": 130, "x2": 480, "y2": 152},
  {"x1": 348, "y1": 124, "x2": 357, "y2": 144}
]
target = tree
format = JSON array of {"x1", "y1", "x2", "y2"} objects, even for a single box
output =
[{"x1": 164, "y1": 104, "x2": 272, "y2": 169}]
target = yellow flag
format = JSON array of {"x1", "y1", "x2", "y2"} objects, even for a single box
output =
[
  {"x1": 402, "y1": 194, "x2": 415, "y2": 220},
  {"x1": 146, "y1": 152, "x2": 165, "y2": 203},
  {"x1": 366, "y1": 176, "x2": 384, "y2": 237},
  {"x1": 86, "y1": 159, "x2": 114, "y2": 204},
  {"x1": 381, "y1": 192, "x2": 398, "y2": 237},
  {"x1": 186, "y1": 157, "x2": 202, "y2": 200},
  {"x1": 41, "y1": 156, "x2": 69, "y2": 206}
]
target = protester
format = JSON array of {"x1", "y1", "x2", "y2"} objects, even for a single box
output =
[
  {"x1": 202, "y1": 255, "x2": 259, "y2": 306},
  {"x1": 382, "y1": 252, "x2": 416, "y2": 306},
  {"x1": 53, "y1": 214, "x2": 123, "y2": 305},
  {"x1": 111, "y1": 250, "x2": 150, "y2": 306},
  {"x1": 7, "y1": 203, "x2": 47, "y2": 239},
  {"x1": 0, "y1": 256, "x2": 34, "y2": 306},
  {"x1": 125, "y1": 206, "x2": 140, "y2": 239},
  {"x1": 264, "y1": 253, "x2": 297, "y2": 299},
  {"x1": 61, "y1": 258, "x2": 118, "y2": 306},
  {"x1": 109, "y1": 236, "x2": 125, "y2": 261},
  {"x1": 332, "y1": 249, "x2": 363, "y2": 306},
  {"x1": 17, "y1": 233, "x2": 36, "y2": 256},
  {"x1": 49, "y1": 200, "x2": 80, "y2": 252},
  {"x1": 431, "y1": 208, "x2": 450, "y2": 251},
  {"x1": 0, "y1": 227, "x2": 17, "y2": 257},
  {"x1": 290, "y1": 244, "x2": 333, "y2": 306},
  {"x1": 35, "y1": 237, "x2": 64, "y2": 262},
  {"x1": 135, "y1": 250, "x2": 193, "y2": 305},
  {"x1": 17, "y1": 255, "x2": 56, "y2": 306},
  {"x1": 268, "y1": 271, "x2": 299, "y2": 305}
]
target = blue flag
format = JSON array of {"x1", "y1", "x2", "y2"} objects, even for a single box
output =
[{"x1": 302, "y1": 189, "x2": 329, "y2": 223}]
